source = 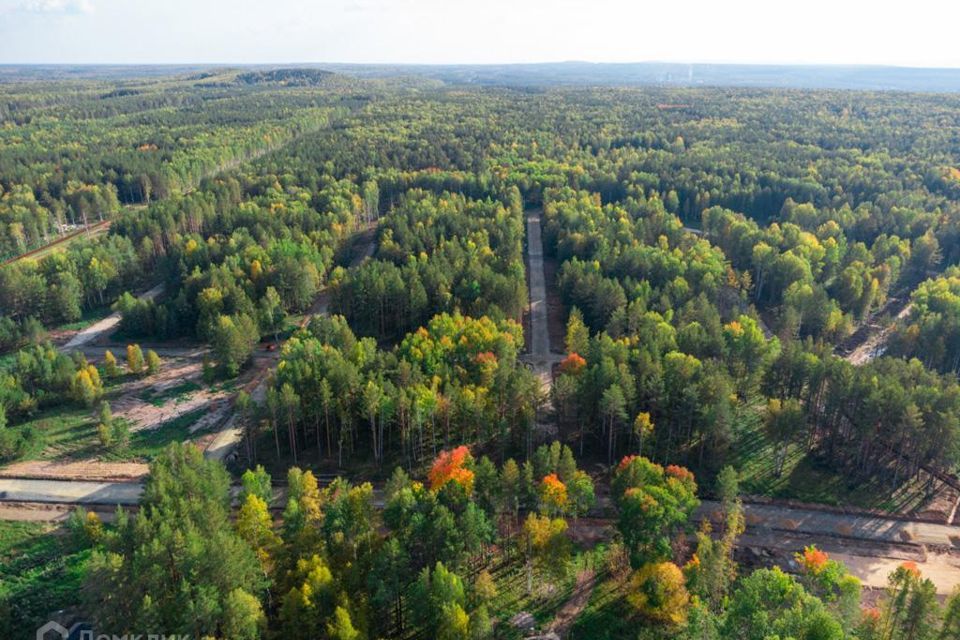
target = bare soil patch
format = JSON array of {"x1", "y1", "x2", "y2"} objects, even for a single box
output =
[
  {"x1": 0, "y1": 501, "x2": 121, "y2": 522},
  {"x1": 110, "y1": 360, "x2": 231, "y2": 433},
  {"x1": 0, "y1": 460, "x2": 148, "y2": 482}
]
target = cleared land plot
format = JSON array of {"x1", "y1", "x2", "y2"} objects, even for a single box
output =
[
  {"x1": 727, "y1": 401, "x2": 956, "y2": 519},
  {"x1": 0, "y1": 348, "x2": 237, "y2": 473},
  {"x1": 0, "y1": 521, "x2": 90, "y2": 640}
]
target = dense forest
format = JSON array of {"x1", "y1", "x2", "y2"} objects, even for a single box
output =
[
  {"x1": 47, "y1": 444, "x2": 960, "y2": 640},
  {"x1": 8, "y1": 78, "x2": 960, "y2": 477},
  {"x1": 3, "y1": 69, "x2": 960, "y2": 639}
]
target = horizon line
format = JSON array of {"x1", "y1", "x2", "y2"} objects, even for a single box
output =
[{"x1": 3, "y1": 60, "x2": 960, "y2": 71}]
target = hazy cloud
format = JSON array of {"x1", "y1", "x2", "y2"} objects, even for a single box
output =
[
  {"x1": 20, "y1": 0, "x2": 94, "y2": 14},
  {"x1": 1, "y1": 0, "x2": 959, "y2": 67},
  {"x1": 343, "y1": 0, "x2": 421, "y2": 13}
]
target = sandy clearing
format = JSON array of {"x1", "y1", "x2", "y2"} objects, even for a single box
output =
[
  {"x1": 105, "y1": 358, "x2": 234, "y2": 433},
  {"x1": 833, "y1": 551, "x2": 960, "y2": 594},
  {"x1": 0, "y1": 460, "x2": 148, "y2": 482},
  {"x1": 0, "y1": 501, "x2": 121, "y2": 523}
]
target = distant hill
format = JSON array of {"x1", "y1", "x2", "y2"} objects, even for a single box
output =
[
  {"x1": 4, "y1": 62, "x2": 960, "y2": 93},
  {"x1": 323, "y1": 61, "x2": 960, "y2": 93},
  {"x1": 0, "y1": 64, "x2": 214, "y2": 81},
  {"x1": 234, "y1": 68, "x2": 335, "y2": 86}
]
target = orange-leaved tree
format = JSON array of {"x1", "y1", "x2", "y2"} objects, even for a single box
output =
[
  {"x1": 428, "y1": 445, "x2": 475, "y2": 495},
  {"x1": 538, "y1": 473, "x2": 568, "y2": 516},
  {"x1": 558, "y1": 352, "x2": 586, "y2": 375}
]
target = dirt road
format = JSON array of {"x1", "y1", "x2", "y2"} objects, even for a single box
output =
[
  {"x1": 0, "y1": 502, "x2": 121, "y2": 523},
  {"x1": 523, "y1": 210, "x2": 562, "y2": 390},
  {"x1": 0, "y1": 478, "x2": 142, "y2": 505},
  {"x1": 547, "y1": 569, "x2": 596, "y2": 638},
  {"x1": 62, "y1": 283, "x2": 165, "y2": 350},
  {"x1": 527, "y1": 212, "x2": 551, "y2": 365},
  {"x1": 700, "y1": 500, "x2": 960, "y2": 594},
  {"x1": 699, "y1": 500, "x2": 960, "y2": 548},
  {"x1": 843, "y1": 300, "x2": 913, "y2": 365},
  {"x1": 0, "y1": 461, "x2": 148, "y2": 482}
]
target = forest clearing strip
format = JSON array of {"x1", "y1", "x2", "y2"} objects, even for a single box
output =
[
  {"x1": 522, "y1": 209, "x2": 563, "y2": 398},
  {"x1": 1, "y1": 219, "x2": 112, "y2": 266},
  {"x1": 841, "y1": 299, "x2": 914, "y2": 365},
  {"x1": 2, "y1": 488, "x2": 955, "y2": 594},
  {"x1": 203, "y1": 221, "x2": 379, "y2": 460}
]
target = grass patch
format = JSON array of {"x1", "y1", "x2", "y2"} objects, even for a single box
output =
[
  {"x1": 570, "y1": 570, "x2": 638, "y2": 640},
  {"x1": 54, "y1": 306, "x2": 113, "y2": 333},
  {"x1": 139, "y1": 380, "x2": 201, "y2": 407},
  {"x1": 0, "y1": 406, "x2": 99, "y2": 464},
  {"x1": 116, "y1": 407, "x2": 209, "y2": 460},
  {"x1": 1, "y1": 402, "x2": 211, "y2": 466},
  {"x1": 476, "y1": 545, "x2": 601, "y2": 639},
  {"x1": 727, "y1": 399, "x2": 933, "y2": 513},
  {"x1": 0, "y1": 521, "x2": 91, "y2": 640}
]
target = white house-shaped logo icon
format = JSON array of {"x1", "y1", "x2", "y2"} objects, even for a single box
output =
[{"x1": 36, "y1": 621, "x2": 69, "y2": 640}]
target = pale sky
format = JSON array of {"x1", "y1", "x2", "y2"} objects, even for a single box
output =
[{"x1": 1, "y1": 0, "x2": 959, "y2": 67}]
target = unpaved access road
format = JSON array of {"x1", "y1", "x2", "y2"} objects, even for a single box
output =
[
  {"x1": 523, "y1": 209, "x2": 563, "y2": 390},
  {"x1": 1, "y1": 220, "x2": 112, "y2": 267},
  {"x1": 0, "y1": 478, "x2": 143, "y2": 505},
  {"x1": 0, "y1": 501, "x2": 122, "y2": 523},
  {"x1": 700, "y1": 500, "x2": 960, "y2": 549},
  {"x1": 547, "y1": 569, "x2": 596, "y2": 638},
  {"x1": 700, "y1": 500, "x2": 960, "y2": 594},
  {"x1": 0, "y1": 460, "x2": 148, "y2": 482},
  {"x1": 62, "y1": 283, "x2": 165, "y2": 350},
  {"x1": 527, "y1": 211, "x2": 551, "y2": 366},
  {"x1": 844, "y1": 301, "x2": 914, "y2": 365}
]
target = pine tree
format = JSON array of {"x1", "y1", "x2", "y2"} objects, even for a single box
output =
[
  {"x1": 500, "y1": 458, "x2": 520, "y2": 521},
  {"x1": 83, "y1": 443, "x2": 265, "y2": 635},
  {"x1": 565, "y1": 306, "x2": 589, "y2": 355},
  {"x1": 942, "y1": 588, "x2": 960, "y2": 640},
  {"x1": 71, "y1": 365, "x2": 103, "y2": 407},
  {"x1": 96, "y1": 400, "x2": 114, "y2": 448}
]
